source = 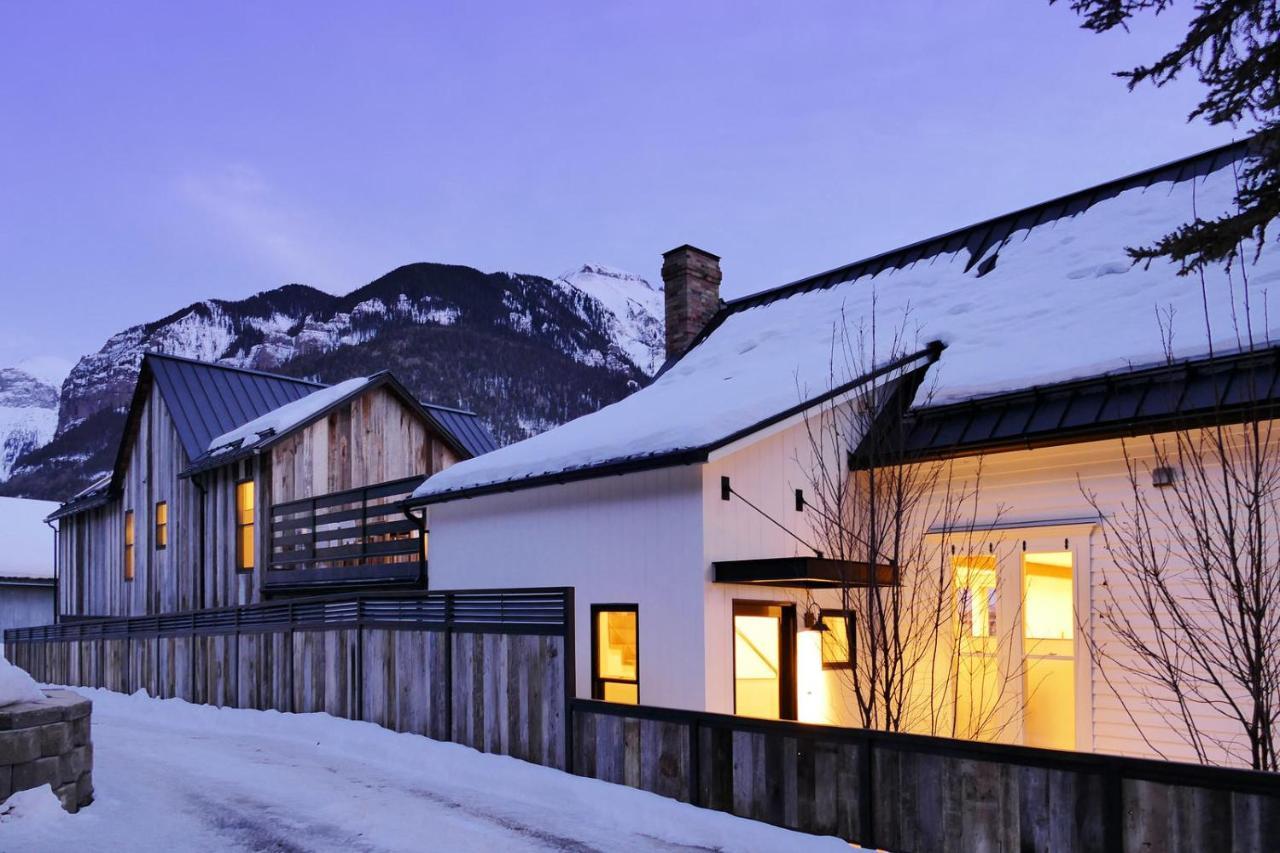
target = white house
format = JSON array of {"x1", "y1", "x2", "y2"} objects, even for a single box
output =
[{"x1": 411, "y1": 139, "x2": 1280, "y2": 767}]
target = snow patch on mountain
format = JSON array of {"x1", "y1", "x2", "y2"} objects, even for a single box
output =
[
  {"x1": 0, "y1": 367, "x2": 61, "y2": 481},
  {"x1": 556, "y1": 264, "x2": 664, "y2": 375}
]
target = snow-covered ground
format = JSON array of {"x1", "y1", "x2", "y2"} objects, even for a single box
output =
[{"x1": 0, "y1": 688, "x2": 851, "y2": 852}]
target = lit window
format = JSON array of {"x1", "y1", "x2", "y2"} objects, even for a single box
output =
[
  {"x1": 820, "y1": 610, "x2": 852, "y2": 670},
  {"x1": 155, "y1": 501, "x2": 168, "y2": 550},
  {"x1": 236, "y1": 480, "x2": 255, "y2": 571},
  {"x1": 592, "y1": 606, "x2": 638, "y2": 704},
  {"x1": 123, "y1": 510, "x2": 135, "y2": 581},
  {"x1": 955, "y1": 555, "x2": 998, "y2": 639}
]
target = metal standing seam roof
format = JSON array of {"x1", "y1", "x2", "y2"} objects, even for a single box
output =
[
  {"x1": 850, "y1": 345, "x2": 1280, "y2": 465},
  {"x1": 180, "y1": 370, "x2": 499, "y2": 475},
  {"x1": 424, "y1": 405, "x2": 499, "y2": 457},
  {"x1": 147, "y1": 354, "x2": 324, "y2": 462},
  {"x1": 53, "y1": 354, "x2": 497, "y2": 517}
]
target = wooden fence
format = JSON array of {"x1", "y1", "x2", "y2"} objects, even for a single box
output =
[
  {"x1": 4, "y1": 588, "x2": 573, "y2": 770},
  {"x1": 571, "y1": 699, "x2": 1280, "y2": 852}
]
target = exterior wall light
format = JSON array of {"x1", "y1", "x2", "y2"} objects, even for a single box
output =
[{"x1": 1152, "y1": 466, "x2": 1177, "y2": 488}]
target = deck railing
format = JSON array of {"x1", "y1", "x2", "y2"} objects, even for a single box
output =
[{"x1": 265, "y1": 475, "x2": 424, "y2": 591}]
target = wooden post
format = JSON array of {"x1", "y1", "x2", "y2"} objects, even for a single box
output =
[
  {"x1": 688, "y1": 717, "x2": 701, "y2": 806},
  {"x1": 444, "y1": 592, "x2": 454, "y2": 741},
  {"x1": 563, "y1": 587, "x2": 576, "y2": 775},
  {"x1": 1103, "y1": 758, "x2": 1123, "y2": 853},
  {"x1": 858, "y1": 731, "x2": 874, "y2": 848}
]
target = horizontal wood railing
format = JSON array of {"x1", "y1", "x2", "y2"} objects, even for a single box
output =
[
  {"x1": 570, "y1": 699, "x2": 1280, "y2": 852},
  {"x1": 266, "y1": 476, "x2": 424, "y2": 591},
  {"x1": 3, "y1": 588, "x2": 572, "y2": 642}
]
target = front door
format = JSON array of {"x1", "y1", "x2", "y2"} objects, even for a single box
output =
[{"x1": 733, "y1": 601, "x2": 797, "y2": 720}]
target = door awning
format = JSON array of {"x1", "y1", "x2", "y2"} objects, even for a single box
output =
[{"x1": 713, "y1": 557, "x2": 898, "y2": 589}]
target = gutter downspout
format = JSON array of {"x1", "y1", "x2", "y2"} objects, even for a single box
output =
[
  {"x1": 402, "y1": 505, "x2": 428, "y2": 589},
  {"x1": 43, "y1": 518, "x2": 57, "y2": 625},
  {"x1": 192, "y1": 472, "x2": 207, "y2": 611}
]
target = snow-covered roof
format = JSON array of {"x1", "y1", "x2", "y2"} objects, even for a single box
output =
[
  {"x1": 205, "y1": 376, "x2": 372, "y2": 455},
  {"x1": 0, "y1": 497, "x2": 58, "y2": 578},
  {"x1": 184, "y1": 371, "x2": 498, "y2": 476},
  {"x1": 414, "y1": 140, "x2": 1280, "y2": 503}
]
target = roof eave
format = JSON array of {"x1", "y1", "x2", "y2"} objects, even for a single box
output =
[{"x1": 409, "y1": 341, "x2": 944, "y2": 507}]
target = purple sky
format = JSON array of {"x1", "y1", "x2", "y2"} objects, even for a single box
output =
[{"x1": 0, "y1": 1, "x2": 1241, "y2": 370}]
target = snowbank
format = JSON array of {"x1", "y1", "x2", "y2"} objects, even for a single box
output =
[
  {"x1": 0, "y1": 687, "x2": 852, "y2": 852},
  {"x1": 0, "y1": 657, "x2": 44, "y2": 706},
  {"x1": 0, "y1": 496, "x2": 58, "y2": 578},
  {"x1": 417, "y1": 148, "x2": 1280, "y2": 501}
]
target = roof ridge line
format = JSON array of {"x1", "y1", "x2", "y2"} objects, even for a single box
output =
[
  {"x1": 143, "y1": 352, "x2": 326, "y2": 387},
  {"x1": 724, "y1": 136, "x2": 1253, "y2": 314}
]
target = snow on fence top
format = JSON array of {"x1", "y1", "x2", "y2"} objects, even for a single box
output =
[
  {"x1": 0, "y1": 497, "x2": 58, "y2": 578},
  {"x1": 415, "y1": 143, "x2": 1280, "y2": 502}
]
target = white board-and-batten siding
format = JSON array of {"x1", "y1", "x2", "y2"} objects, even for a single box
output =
[
  {"x1": 431, "y1": 407, "x2": 1262, "y2": 767},
  {"x1": 430, "y1": 465, "x2": 707, "y2": 708}
]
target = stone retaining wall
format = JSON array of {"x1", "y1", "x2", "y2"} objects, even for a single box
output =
[{"x1": 0, "y1": 689, "x2": 93, "y2": 812}]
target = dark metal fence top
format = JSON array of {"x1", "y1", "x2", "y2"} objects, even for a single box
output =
[
  {"x1": 571, "y1": 698, "x2": 1280, "y2": 797},
  {"x1": 5, "y1": 587, "x2": 571, "y2": 643}
]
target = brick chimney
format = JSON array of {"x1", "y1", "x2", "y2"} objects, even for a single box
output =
[{"x1": 661, "y1": 244, "x2": 722, "y2": 361}]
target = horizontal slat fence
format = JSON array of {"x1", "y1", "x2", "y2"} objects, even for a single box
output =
[
  {"x1": 5, "y1": 588, "x2": 572, "y2": 770},
  {"x1": 572, "y1": 700, "x2": 1280, "y2": 852},
  {"x1": 265, "y1": 476, "x2": 424, "y2": 592}
]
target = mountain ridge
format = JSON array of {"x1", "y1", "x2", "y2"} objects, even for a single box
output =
[{"x1": 1, "y1": 261, "x2": 663, "y2": 501}]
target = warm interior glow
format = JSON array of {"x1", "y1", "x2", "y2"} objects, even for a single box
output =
[
  {"x1": 236, "y1": 480, "x2": 255, "y2": 571},
  {"x1": 820, "y1": 611, "x2": 851, "y2": 669},
  {"x1": 594, "y1": 609, "x2": 638, "y2": 704},
  {"x1": 953, "y1": 555, "x2": 999, "y2": 739},
  {"x1": 1023, "y1": 555, "x2": 1074, "y2": 641},
  {"x1": 955, "y1": 555, "x2": 998, "y2": 641},
  {"x1": 123, "y1": 510, "x2": 135, "y2": 581},
  {"x1": 734, "y1": 613, "x2": 781, "y2": 719},
  {"x1": 797, "y1": 628, "x2": 829, "y2": 723},
  {"x1": 1022, "y1": 552, "x2": 1075, "y2": 750},
  {"x1": 155, "y1": 501, "x2": 168, "y2": 549}
]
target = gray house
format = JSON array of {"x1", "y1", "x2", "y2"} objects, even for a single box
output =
[{"x1": 0, "y1": 496, "x2": 57, "y2": 642}]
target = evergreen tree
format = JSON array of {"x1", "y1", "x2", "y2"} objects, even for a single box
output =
[{"x1": 1055, "y1": 1, "x2": 1278, "y2": 273}]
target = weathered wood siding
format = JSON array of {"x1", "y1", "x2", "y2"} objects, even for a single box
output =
[
  {"x1": 270, "y1": 386, "x2": 459, "y2": 505},
  {"x1": 55, "y1": 382, "x2": 463, "y2": 620},
  {"x1": 6, "y1": 623, "x2": 566, "y2": 770},
  {"x1": 572, "y1": 702, "x2": 1280, "y2": 851},
  {"x1": 56, "y1": 394, "x2": 198, "y2": 617}
]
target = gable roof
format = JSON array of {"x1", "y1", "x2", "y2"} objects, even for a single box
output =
[
  {"x1": 182, "y1": 371, "x2": 496, "y2": 476},
  {"x1": 147, "y1": 353, "x2": 324, "y2": 461},
  {"x1": 52, "y1": 354, "x2": 495, "y2": 518},
  {"x1": 412, "y1": 137, "x2": 1279, "y2": 504}
]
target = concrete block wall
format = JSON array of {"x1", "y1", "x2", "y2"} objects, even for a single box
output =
[{"x1": 0, "y1": 689, "x2": 93, "y2": 812}]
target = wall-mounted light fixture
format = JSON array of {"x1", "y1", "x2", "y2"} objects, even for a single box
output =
[
  {"x1": 1152, "y1": 466, "x2": 1177, "y2": 488},
  {"x1": 801, "y1": 600, "x2": 829, "y2": 633}
]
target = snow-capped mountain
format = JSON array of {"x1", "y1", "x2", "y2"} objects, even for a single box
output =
[
  {"x1": 2, "y1": 261, "x2": 663, "y2": 501},
  {"x1": 554, "y1": 264, "x2": 665, "y2": 375},
  {"x1": 0, "y1": 366, "x2": 61, "y2": 482}
]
